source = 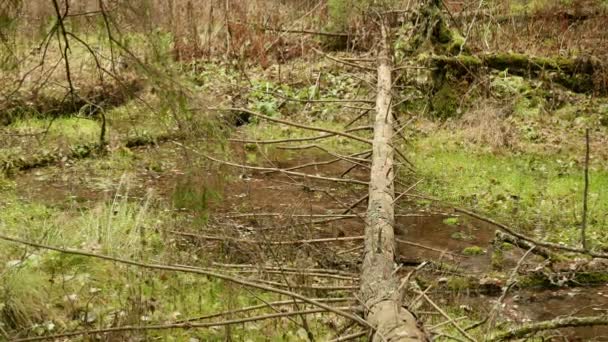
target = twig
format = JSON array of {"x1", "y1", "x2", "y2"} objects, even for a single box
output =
[
  {"x1": 223, "y1": 213, "x2": 361, "y2": 218},
  {"x1": 393, "y1": 179, "x2": 422, "y2": 204},
  {"x1": 417, "y1": 291, "x2": 477, "y2": 342},
  {"x1": 581, "y1": 128, "x2": 590, "y2": 250},
  {"x1": 11, "y1": 307, "x2": 357, "y2": 342},
  {"x1": 328, "y1": 330, "x2": 368, "y2": 342},
  {"x1": 0, "y1": 234, "x2": 371, "y2": 329},
  {"x1": 210, "y1": 263, "x2": 358, "y2": 277},
  {"x1": 342, "y1": 194, "x2": 369, "y2": 214},
  {"x1": 236, "y1": 21, "x2": 353, "y2": 37},
  {"x1": 180, "y1": 297, "x2": 356, "y2": 322},
  {"x1": 340, "y1": 151, "x2": 373, "y2": 178},
  {"x1": 488, "y1": 315, "x2": 608, "y2": 341},
  {"x1": 219, "y1": 108, "x2": 373, "y2": 145},
  {"x1": 170, "y1": 231, "x2": 364, "y2": 246},
  {"x1": 312, "y1": 48, "x2": 376, "y2": 71},
  {"x1": 344, "y1": 109, "x2": 371, "y2": 128},
  {"x1": 397, "y1": 261, "x2": 428, "y2": 297},
  {"x1": 175, "y1": 142, "x2": 368, "y2": 185},
  {"x1": 396, "y1": 239, "x2": 465, "y2": 258},
  {"x1": 429, "y1": 316, "x2": 468, "y2": 330},
  {"x1": 262, "y1": 150, "x2": 371, "y2": 174},
  {"x1": 246, "y1": 278, "x2": 358, "y2": 291},
  {"x1": 230, "y1": 125, "x2": 371, "y2": 145},
  {"x1": 455, "y1": 207, "x2": 608, "y2": 259},
  {"x1": 51, "y1": 0, "x2": 76, "y2": 109},
  {"x1": 486, "y1": 246, "x2": 535, "y2": 333},
  {"x1": 206, "y1": 269, "x2": 358, "y2": 281},
  {"x1": 268, "y1": 93, "x2": 375, "y2": 104}
]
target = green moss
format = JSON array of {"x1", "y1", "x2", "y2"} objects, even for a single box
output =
[
  {"x1": 554, "y1": 104, "x2": 580, "y2": 120},
  {"x1": 451, "y1": 231, "x2": 475, "y2": 241},
  {"x1": 574, "y1": 272, "x2": 608, "y2": 285},
  {"x1": 491, "y1": 248, "x2": 504, "y2": 270},
  {"x1": 501, "y1": 242, "x2": 514, "y2": 251},
  {"x1": 491, "y1": 74, "x2": 532, "y2": 98},
  {"x1": 431, "y1": 83, "x2": 460, "y2": 119},
  {"x1": 443, "y1": 217, "x2": 460, "y2": 226},
  {"x1": 244, "y1": 143, "x2": 257, "y2": 152},
  {"x1": 446, "y1": 33, "x2": 466, "y2": 55},
  {"x1": 517, "y1": 274, "x2": 552, "y2": 288},
  {"x1": 513, "y1": 97, "x2": 543, "y2": 117},
  {"x1": 456, "y1": 54, "x2": 483, "y2": 67},
  {"x1": 10, "y1": 117, "x2": 101, "y2": 145},
  {"x1": 447, "y1": 276, "x2": 471, "y2": 291},
  {"x1": 462, "y1": 246, "x2": 485, "y2": 256}
]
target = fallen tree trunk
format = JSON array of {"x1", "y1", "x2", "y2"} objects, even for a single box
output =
[
  {"x1": 431, "y1": 53, "x2": 606, "y2": 94},
  {"x1": 359, "y1": 24, "x2": 428, "y2": 342}
]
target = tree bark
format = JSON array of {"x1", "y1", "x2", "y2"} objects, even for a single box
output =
[{"x1": 359, "y1": 24, "x2": 428, "y2": 342}]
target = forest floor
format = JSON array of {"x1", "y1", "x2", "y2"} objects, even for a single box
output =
[{"x1": 2, "y1": 53, "x2": 608, "y2": 341}]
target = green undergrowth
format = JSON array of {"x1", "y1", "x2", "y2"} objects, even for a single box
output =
[
  {"x1": 0, "y1": 180, "x2": 341, "y2": 340},
  {"x1": 411, "y1": 132, "x2": 608, "y2": 249}
]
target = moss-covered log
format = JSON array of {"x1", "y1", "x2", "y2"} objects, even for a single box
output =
[
  {"x1": 1, "y1": 132, "x2": 181, "y2": 175},
  {"x1": 0, "y1": 77, "x2": 142, "y2": 126},
  {"x1": 431, "y1": 53, "x2": 606, "y2": 94},
  {"x1": 489, "y1": 315, "x2": 608, "y2": 341},
  {"x1": 494, "y1": 231, "x2": 562, "y2": 261}
]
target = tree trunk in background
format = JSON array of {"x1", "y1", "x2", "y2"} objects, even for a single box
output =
[{"x1": 359, "y1": 24, "x2": 428, "y2": 342}]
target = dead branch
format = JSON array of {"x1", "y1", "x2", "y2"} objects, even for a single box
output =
[
  {"x1": 329, "y1": 330, "x2": 369, "y2": 342},
  {"x1": 170, "y1": 231, "x2": 364, "y2": 246},
  {"x1": 417, "y1": 291, "x2": 476, "y2": 342},
  {"x1": 223, "y1": 213, "x2": 360, "y2": 218},
  {"x1": 456, "y1": 208, "x2": 608, "y2": 259},
  {"x1": 269, "y1": 93, "x2": 375, "y2": 104},
  {"x1": 486, "y1": 246, "x2": 535, "y2": 333},
  {"x1": 581, "y1": 128, "x2": 590, "y2": 250},
  {"x1": 11, "y1": 307, "x2": 357, "y2": 342},
  {"x1": 210, "y1": 263, "x2": 358, "y2": 277},
  {"x1": 230, "y1": 125, "x2": 371, "y2": 145},
  {"x1": 494, "y1": 231, "x2": 559, "y2": 261},
  {"x1": 175, "y1": 142, "x2": 368, "y2": 185},
  {"x1": 248, "y1": 278, "x2": 358, "y2": 291},
  {"x1": 180, "y1": 297, "x2": 356, "y2": 322},
  {"x1": 205, "y1": 269, "x2": 358, "y2": 281},
  {"x1": 395, "y1": 238, "x2": 464, "y2": 258},
  {"x1": 342, "y1": 194, "x2": 369, "y2": 214},
  {"x1": 312, "y1": 48, "x2": 376, "y2": 71},
  {"x1": 345, "y1": 109, "x2": 372, "y2": 128},
  {"x1": 340, "y1": 151, "x2": 373, "y2": 178},
  {"x1": 51, "y1": 0, "x2": 76, "y2": 108},
  {"x1": 220, "y1": 108, "x2": 373, "y2": 145},
  {"x1": 262, "y1": 151, "x2": 371, "y2": 174},
  {"x1": 0, "y1": 234, "x2": 370, "y2": 328},
  {"x1": 231, "y1": 20, "x2": 353, "y2": 37},
  {"x1": 488, "y1": 315, "x2": 608, "y2": 341}
]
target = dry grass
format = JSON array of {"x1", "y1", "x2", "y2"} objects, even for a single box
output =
[{"x1": 457, "y1": 101, "x2": 516, "y2": 151}]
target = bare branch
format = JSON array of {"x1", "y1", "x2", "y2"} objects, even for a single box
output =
[
  {"x1": 312, "y1": 48, "x2": 376, "y2": 71},
  {"x1": 222, "y1": 108, "x2": 374, "y2": 145},
  {"x1": 0, "y1": 234, "x2": 371, "y2": 328},
  {"x1": 170, "y1": 231, "x2": 364, "y2": 245},
  {"x1": 11, "y1": 307, "x2": 357, "y2": 342},
  {"x1": 174, "y1": 142, "x2": 368, "y2": 185},
  {"x1": 488, "y1": 315, "x2": 608, "y2": 341}
]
